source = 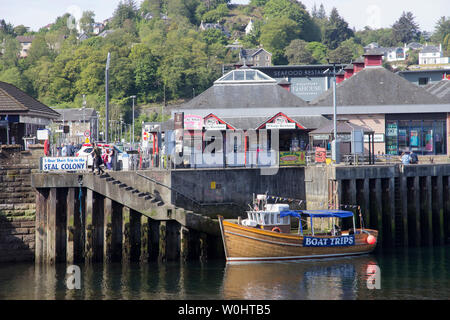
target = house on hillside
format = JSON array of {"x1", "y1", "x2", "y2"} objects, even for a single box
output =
[
  {"x1": 245, "y1": 19, "x2": 253, "y2": 35},
  {"x1": 199, "y1": 20, "x2": 230, "y2": 37},
  {"x1": 419, "y1": 44, "x2": 450, "y2": 65},
  {"x1": 16, "y1": 35, "x2": 35, "y2": 58},
  {"x1": 52, "y1": 108, "x2": 98, "y2": 144},
  {"x1": 237, "y1": 47, "x2": 272, "y2": 67}
]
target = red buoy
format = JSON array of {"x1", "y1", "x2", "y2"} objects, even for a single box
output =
[{"x1": 367, "y1": 235, "x2": 376, "y2": 245}]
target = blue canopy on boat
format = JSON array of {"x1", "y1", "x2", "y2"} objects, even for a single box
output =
[{"x1": 280, "y1": 210, "x2": 354, "y2": 219}]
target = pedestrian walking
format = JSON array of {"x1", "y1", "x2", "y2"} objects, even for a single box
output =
[{"x1": 90, "y1": 142, "x2": 104, "y2": 175}]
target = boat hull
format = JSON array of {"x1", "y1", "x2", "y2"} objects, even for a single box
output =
[{"x1": 218, "y1": 216, "x2": 378, "y2": 262}]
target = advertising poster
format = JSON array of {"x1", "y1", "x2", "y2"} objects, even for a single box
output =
[{"x1": 279, "y1": 151, "x2": 306, "y2": 166}]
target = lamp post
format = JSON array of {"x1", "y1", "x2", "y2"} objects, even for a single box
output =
[
  {"x1": 105, "y1": 52, "x2": 111, "y2": 143},
  {"x1": 327, "y1": 59, "x2": 340, "y2": 164},
  {"x1": 129, "y1": 95, "x2": 136, "y2": 147}
]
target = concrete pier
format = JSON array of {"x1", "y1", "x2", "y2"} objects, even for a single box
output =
[
  {"x1": 306, "y1": 164, "x2": 450, "y2": 248},
  {"x1": 32, "y1": 172, "x2": 221, "y2": 264},
  {"x1": 30, "y1": 164, "x2": 450, "y2": 264}
]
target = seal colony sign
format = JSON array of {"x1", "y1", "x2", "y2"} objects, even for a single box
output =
[
  {"x1": 303, "y1": 235, "x2": 355, "y2": 247},
  {"x1": 42, "y1": 157, "x2": 88, "y2": 171}
]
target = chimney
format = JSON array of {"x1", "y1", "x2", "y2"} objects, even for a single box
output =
[
  {"x1": 336, "y1": 69, "x2": 345, "y2": 84},
  {"x1": 278, "y1": 78, "x2": 291, "y2": 92},
  {"x1": 363, "y1": 50, "x2": 383, "y2": 67},
  {"x1": 344, "y1": 63, "x2": 354, "y2": 79},
  {"x1": 353, "y1": 56, "x2": 365, "y2": 73}
]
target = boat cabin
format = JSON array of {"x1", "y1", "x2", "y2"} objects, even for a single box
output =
[{"x1": 242, "y1": 194, "x2": 291, "y2": 233}]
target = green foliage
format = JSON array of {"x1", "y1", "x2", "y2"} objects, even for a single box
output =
[
  {"x1": 306, "y1": 41, "x2": 328, "y2": 64},
  {"x1": 285, "y1": 39, "x2": 314, "y2": 65},
  {"x1": 406, "y1": 50, "x2": 419, "y2": 66},
  {"x1": 110, "y1": 0, "x2": 138, "y2": 29},
  {"x1": 355, "y1": 27, "x2": 397, "y2": 47},
  {"x1": 432, "y1": 16, "x2": 450, "y2": 44},
  {"x1": 392, "y1": 11, "x2": 420, "y2": 44},
  {"x1": 323, "y1": 7, "x2": 353, "y2": 50},
  {"x1": 202, "y1": 3, "x2": 229, "y2": 23},
  {"x1": 260, "y1": 17, "x2": 300, "y2": 64},
  {"x1": 79, "y1": 11, "x2": 95, "y2": 34}
]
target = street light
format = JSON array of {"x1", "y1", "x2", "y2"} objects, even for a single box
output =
[
  {"x1": 129, "y1": 95, "x2": 136, "y2": 147},
  {"x1": 105, "y1": 52, "x2": 111, "y2": 143},
  {"x1": 326, "y1": 59, "x2": 340, "y2": 164}
]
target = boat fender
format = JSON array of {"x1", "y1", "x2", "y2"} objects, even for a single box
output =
[
  {"x1": 272, "y1": 227, "x2": 281, "y2": 233},
  {"x1": 366, "y1": 235, "x2": 376, "y2": 245}
]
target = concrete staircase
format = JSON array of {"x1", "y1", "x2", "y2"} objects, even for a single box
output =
[{"x1": 83, "y1": 172, "x2": 220, "y2": 236}]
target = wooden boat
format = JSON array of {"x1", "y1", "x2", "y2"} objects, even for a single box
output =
[{"x1": 218, "y1": 194, "x2": 378, "y2": 263}]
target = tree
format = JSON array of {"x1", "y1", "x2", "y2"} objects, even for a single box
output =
[
  {"x1": 111, "y1": 0, "x2": 138, "y2": 29},
  {"x1": 13, "y1": 25, "x2": 29, "y2": 36},
  {"x1": 432, "y1": 16, "x2": 450, "y2": 43},
  {"x1": 306, "y1": 41, "x2": 328, "y2": 64},
  {"x1": 406, "y1": 50, "x2": 419, "y2": 66},
  {"x1": 260, "y1": 17, "x2": 300, "y2": 64},
  {"x1": 285, "y1": 39, "x2": 314, "y2": 64},
  {"x1": 79, "y1": 11, "x2": 95, "y2": 34},
  {"x1": 392, "y1": 11, "x2": 420, "y2": 44},
  {"x1": 263, "y1": 0, "x2": 320, "y2": 41},
  {"x1": 317, "y1": 4, "x2": 327, "y2": 20},
  {"x1": 27, "y1": 34, "x2": 53, "y2": 63},
  {"x1": 323, "y1": 7, "x2": 353, "y2": 50},
  {"x1": 250, "y1": 0, "x2": 268, "y2": 6},
  {"x1": 129, "y1": 44, "x2": 161, "y2": 102},
  {"x1": 327, "y1": 45, "x2": 353, "y2": 64}
]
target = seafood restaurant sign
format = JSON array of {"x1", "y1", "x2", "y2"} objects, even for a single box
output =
[
  {"x1": 42, "y1": 157, "x2": 88, "y2": 171},
  {"x1": 303, "y1": 235, "x2": 355, "y2": 247}
]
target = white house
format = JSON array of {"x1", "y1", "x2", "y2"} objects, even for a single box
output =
[
  {"x1": 245, "y1": 19, "x2": 253, "y2": 35},
  {"x1": 419, "y1": 44, "x2": 450, "y2": 65}
]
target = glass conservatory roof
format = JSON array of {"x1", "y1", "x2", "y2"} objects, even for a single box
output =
[{"x1": 214, "y1": 68, "x2": 276, "y2": 84}]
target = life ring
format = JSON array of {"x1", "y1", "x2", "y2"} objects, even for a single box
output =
[{"x1": 272, "y1": 227, "x2": 281, "y2": 233}]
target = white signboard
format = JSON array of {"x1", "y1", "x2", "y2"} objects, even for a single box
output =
[
  {"x1": 37, "y1": 129, "x2": 49, "y2": 140},
  {"x1": 364, "y1": 134, "x2": 385, "y2": 143},
  {"x1": 266, "y1": 115, "x2": 296, "y2": 129},
  {"x1": 184, "y1": 115, "x2": 203, "y2": 130},
  {"x1": 266, "y1": 122, "x2": 296, "y2": 129},
  {"x1": 42, "y1": 157, "x2": 88, "y2": 171},
  {"x1": 204, "y1": 118, "x2": 227, "y2": 130}
]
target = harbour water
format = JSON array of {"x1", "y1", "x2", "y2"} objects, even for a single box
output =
[{"x1": 0, "y1": 245, "x2": 449, "y2": 300}]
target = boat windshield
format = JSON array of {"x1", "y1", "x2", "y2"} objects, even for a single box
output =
[{"x1": 287, "y1": 210, "x2": 354, "y2": 219}]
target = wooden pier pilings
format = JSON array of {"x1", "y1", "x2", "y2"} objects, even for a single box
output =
[
  {"x1": 32, "y1": 172, "x2": 222, "y2": 265},
  {"x1": 306, "y1": 164, "x2": 450, "y2": 249}
]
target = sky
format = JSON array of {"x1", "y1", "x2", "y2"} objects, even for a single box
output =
[{"x1": 1, "y1": 0, "x2": 449, "y2": 33}]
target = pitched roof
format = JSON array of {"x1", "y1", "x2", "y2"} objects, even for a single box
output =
[
  {"x1": 310, "y1": 67, "x2": 444, "y2": 106},
  {"x1": 310, "y1": 120, "x2": 374, "y2": 135},
  {"x1": 421, "y1": 45, "x2": 440, "y2": 53},
  {"x1": 424, "y1": 80, "x2": 450, "y2": 103},
  {"x1": 0, "y1": 81, "x2": 60, "y2": 119},
  {"x1": 16, "y1": 35, "x2": 35, "y2": 43},
  {"x1": 52, "y1": 108, "x2": 97, "y2": 122},
  {"x1": 179, "y1": 82, "x2": 309, "y2": 110}
]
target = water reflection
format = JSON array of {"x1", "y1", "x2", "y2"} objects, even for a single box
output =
[
  {"x1": 0, "y1": 246, "x2": 449, "y2": 300},
  {"x1": 222, "y1": 255, "x2": 377, "y2": 300}
]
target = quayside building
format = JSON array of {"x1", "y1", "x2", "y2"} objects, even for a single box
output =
[{"x1": 145, "y1": 51, "x2": 449, "y2": 168}]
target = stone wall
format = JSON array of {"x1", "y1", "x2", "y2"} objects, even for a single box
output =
[
  {"x1": 0, "y1": 144, "x2": 43, "y2": 262},
  {"x1": 170, "y1": 167, "x2": 306, "y2": 217}
]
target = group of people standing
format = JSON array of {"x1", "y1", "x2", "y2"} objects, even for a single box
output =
[
  {"x1": 60, "y1": 142, "x2": 76, "y2": 157},
  {"x1": 401, "y1": 150, "x2": 419, "y2": 165},
  {"x1": 90, "y1": 142, "x2": 116, "y2": 175}
]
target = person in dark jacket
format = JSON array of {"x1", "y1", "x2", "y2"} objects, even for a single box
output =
[
  {"x1": 410, "y1": 151, "x2": 418, "y2": 164},
  {"x1": 90, "y1": 142, "x2": 104, "y2": 175}
]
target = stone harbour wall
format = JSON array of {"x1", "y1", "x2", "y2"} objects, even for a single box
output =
[{"x1": 0, "y1": 144, "x2": 43, "y2": 262}]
